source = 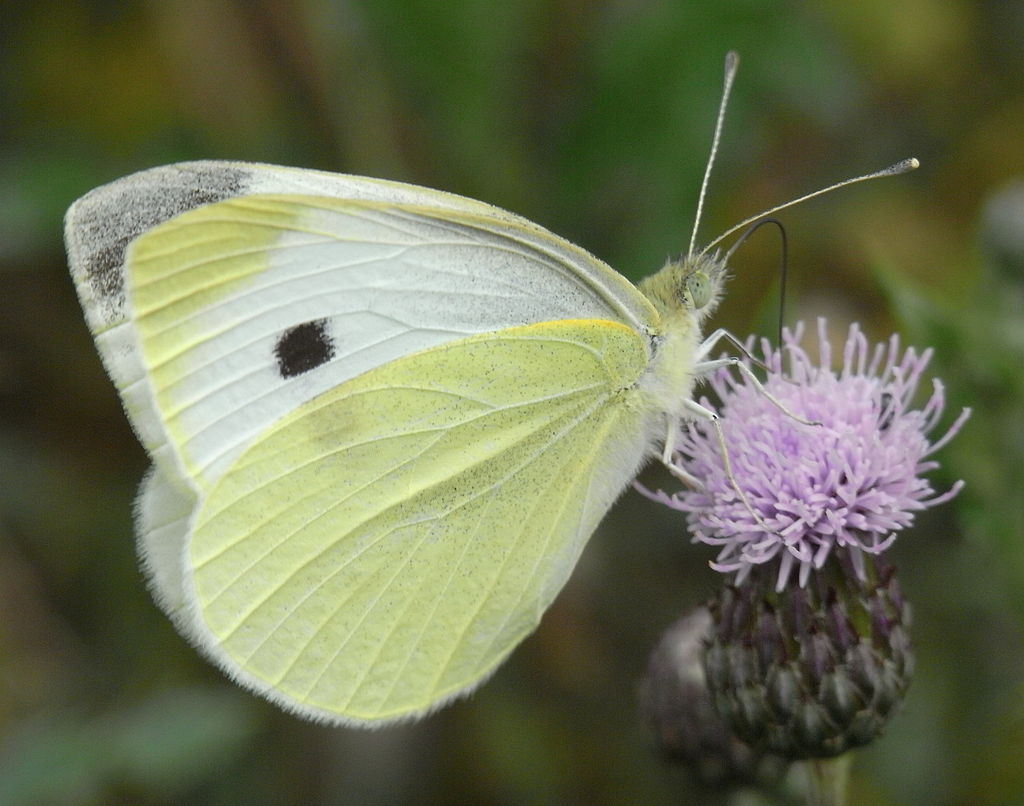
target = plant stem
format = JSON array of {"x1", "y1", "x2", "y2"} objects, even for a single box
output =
[{"x1": 802, "y1": 756, "x2": 851, "y2": 806}]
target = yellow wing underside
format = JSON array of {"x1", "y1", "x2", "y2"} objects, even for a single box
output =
[{"x1": 188, "y1": 318, "x2": 650, "y2": 723}]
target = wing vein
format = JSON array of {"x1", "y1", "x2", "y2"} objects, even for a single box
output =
[{"x1": 204, "y1": 383, "x2": 606, "y2": 616}]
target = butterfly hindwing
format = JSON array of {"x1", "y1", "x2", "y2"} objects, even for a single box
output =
[{"x1": 184, "y1": 319, "x2": 651, "y2": 723}]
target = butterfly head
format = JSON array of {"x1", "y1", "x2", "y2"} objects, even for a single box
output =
[{"x1": 639, "y1": 249, "x2": 728, "y2": 327}]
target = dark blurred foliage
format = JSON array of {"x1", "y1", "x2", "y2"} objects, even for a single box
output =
[{"x1": 1, "y1": 2, "x2": 1022, "y2": 804}]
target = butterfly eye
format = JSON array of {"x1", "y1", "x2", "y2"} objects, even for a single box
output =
[{"x1": 686, "y1": 271, "x2": 713, "y2": 309}]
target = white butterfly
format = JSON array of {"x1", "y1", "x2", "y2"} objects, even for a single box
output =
[{"x1": 65, "y1": 52, "x2": 915, "y2": 725}]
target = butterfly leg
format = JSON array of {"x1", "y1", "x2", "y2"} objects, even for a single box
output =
[
  {"x1": 663, "y1": 451, "x2": 705, "y2": 489},
  {"x1": 694, "y1": 327, "x2": 752, "y2": 362},
  {"x1": 681, "y1": 397, "x2": 776, "y2": 533},
  {"x1": 660, "y1": 414, "x2": 707, "y2": 489},
  {"x1": 661, "y1": 416, "x2": 680, "y2": 466},
  {"x1": 694, "y1": 356, "x2": 820, "y2": 427}
]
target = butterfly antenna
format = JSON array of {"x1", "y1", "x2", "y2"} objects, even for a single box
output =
[
  {"x1": 702, "y1": 158, "x2": 920, "y2": 255},
  {"x1": 688, "y1": 50, "x2": 740, "y2": 258}
]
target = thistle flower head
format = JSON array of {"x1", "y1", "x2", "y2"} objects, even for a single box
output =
[{"x1": 648, "y1": 319, "x2": 970, "y2": 590}]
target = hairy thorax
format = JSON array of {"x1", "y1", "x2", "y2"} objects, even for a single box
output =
[{"x1": 635, "y1": 252, "x2": 726, "y2": 423}]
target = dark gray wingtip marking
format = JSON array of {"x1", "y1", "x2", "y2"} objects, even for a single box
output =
[
  {"x1": 66, "y1": 163, "x2": 249, "y2": 312},
  {"x1": 275, "y1": 319, "x2": 336, "y2": 379}
]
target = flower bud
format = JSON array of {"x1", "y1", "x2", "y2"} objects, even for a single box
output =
[
  {"x1": 639, "y1": 608, "x2": 788, "y2": 787},
  {"x1": 703, "y1": 551, "x2": 912, "y2": 759}
]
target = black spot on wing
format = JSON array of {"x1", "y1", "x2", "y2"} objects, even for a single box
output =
[
  {"x1": 275, "y1": 319, "x2": 336, "y2": 378},
  {"x1": 70, "y1": 164, "x2": 248, "y2": 310}
]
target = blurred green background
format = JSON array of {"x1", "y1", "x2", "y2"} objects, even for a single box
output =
[{"x1": 2, "y1": 1, "x2": 1022, "y2": 804}]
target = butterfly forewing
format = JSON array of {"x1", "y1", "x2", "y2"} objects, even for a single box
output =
[{"x1": 119, "y1": 193, "x2": 657, "y2": 487}]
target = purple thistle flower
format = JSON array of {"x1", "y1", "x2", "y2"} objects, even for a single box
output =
[{"x1": 643, "y1": 319, "x2": 970, "y2": 591}]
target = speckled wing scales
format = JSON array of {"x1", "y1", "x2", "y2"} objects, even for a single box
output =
[{"x1": 186, "y1": 319, "x2": 650, "y2": 724}]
